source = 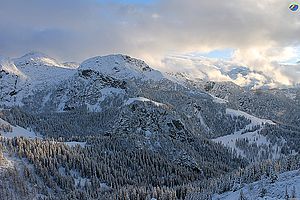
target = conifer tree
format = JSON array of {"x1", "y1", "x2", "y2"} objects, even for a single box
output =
[
  {"x1": 291, "y1": 186, "x2": 296, "y2": 199},
  {"x1": 239, "y1": 190, "x2": 247, "y2": 200},
  {"x1": 285, "y1": 186, "x2": 290, "y2": 200}
]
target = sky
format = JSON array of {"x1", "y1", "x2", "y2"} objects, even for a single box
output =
[{"x1": 0, "y1": 0, "x2": 300, "y2": 86}]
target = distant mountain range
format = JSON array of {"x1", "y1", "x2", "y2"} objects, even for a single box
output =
[
  {"x1": 163, "y1": 54, "x2": 300, "y2": 90},
  {"x1": 0, "y1": 51, "x2": 299, "y2": 107},
  {"x1": 0, "y1": 52, "x2": 299, "y2": 199}
]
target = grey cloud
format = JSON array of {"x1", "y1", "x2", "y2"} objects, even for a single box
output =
[{"x1": 0, "y1": 0, "x2": 299, "y2": 76}]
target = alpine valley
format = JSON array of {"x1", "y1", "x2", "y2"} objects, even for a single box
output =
[{"x1": 0, "y1": 52, "x2": 299, "y2": 200}]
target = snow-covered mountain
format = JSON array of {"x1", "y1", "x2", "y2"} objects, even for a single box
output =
[
  {"x1": 13, "y1": 52, "x2": 76, "y2": 87},
  {"x1": 0, "y1": 52, "x2": 76, "y2": 106},
  {"x1": 13, "y1": 51, "x2": 62, "y2": 67},
  {"x1": 18, "y1": 54, "x2": 170, "y2": 112},
  {"x1": 80, "y1": 54, "x2": 165, "y2": 81},
  {"x1": 1, "y1": 52, "x2": 298, "y2": 109},
  {"x1": 0, "y1": 53, "x2": 168, "y2": 107},
  {"x1": 1, "y1": 52, "x2": 299, "y2": 151}
]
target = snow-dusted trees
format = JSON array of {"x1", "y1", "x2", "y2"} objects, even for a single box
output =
[
  {"x1": 0, "y1": 131, "x2": 252, "y2": 200},
  {"x1": 258, "y1": 187, "x2": 267, "y2": 198},
  {"x1": 285, "y1": 186, "x2": 290, "y2": 200},
  {"x1": 239, "y1": 190, "x2": 247, "y2": 200},
  {"x1": 0, "y1": 123, "x2": 12, "y2": 133},
  {"x1": 0, "y1": 143, "x2": 3, "y2": 163},
  {"x1": 185, "y1": 153, "x2": 300, "y2": 200}
]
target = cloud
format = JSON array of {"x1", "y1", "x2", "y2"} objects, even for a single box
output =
[{"x1": 0, "y1": 0, "x2": 299, "y2": 85}]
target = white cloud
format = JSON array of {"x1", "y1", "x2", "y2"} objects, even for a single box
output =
[{"x1": 0, "y1": 0, "x2": 299, "y2": 86}]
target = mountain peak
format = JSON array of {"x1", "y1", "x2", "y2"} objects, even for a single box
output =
[
  {"x1": 79, "y1": 54, "x2": 164, "y2": 81},
  {"x1": 82, "y1": 54, "x2": 152, "y2": 70},
  {"x1": 21, "y1": 51, "x2": 49, "y2": 58},
  {"x1": 13, "y1": 51, "x2": 61, "y2": 67}
]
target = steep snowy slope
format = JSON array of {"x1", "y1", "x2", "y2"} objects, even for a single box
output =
[
  {"x1": 25, "y1": 66, "x2": 128, "y2": 112},
  {"x1": 0, "y1": 52, "x2": 76, "y2": 106},
  {"x1": 13, "y1": 52, "x2": 76, "y2": 91},
  {"x1": 0, "y1": 56, "x2": 24, "y2": 75},
  {"x1": 0, "y1": 56, "x2": 27, "y2": 106}
]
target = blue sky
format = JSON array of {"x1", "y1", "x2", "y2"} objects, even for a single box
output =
[
  {"x1": 100, "y1": 0, "x2": 157, "y2": 5},
  {"x1": 198, "y1": 49, "x2": 235, "y2": 60},
  {"x1": 118, "y1": 0, "x2": 156, "y2": 4}
]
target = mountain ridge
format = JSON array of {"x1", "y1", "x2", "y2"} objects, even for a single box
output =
[{"x1": 2, "y1": 51, "x2": 299, "y2": 90}]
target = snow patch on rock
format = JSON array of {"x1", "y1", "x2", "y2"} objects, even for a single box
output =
[
  {"x1": 125, "y1": 97, "x2": 165, "y2": 107},
  {"x1": 65, "y1": 141, "x2": 87, "y2": 148}
]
